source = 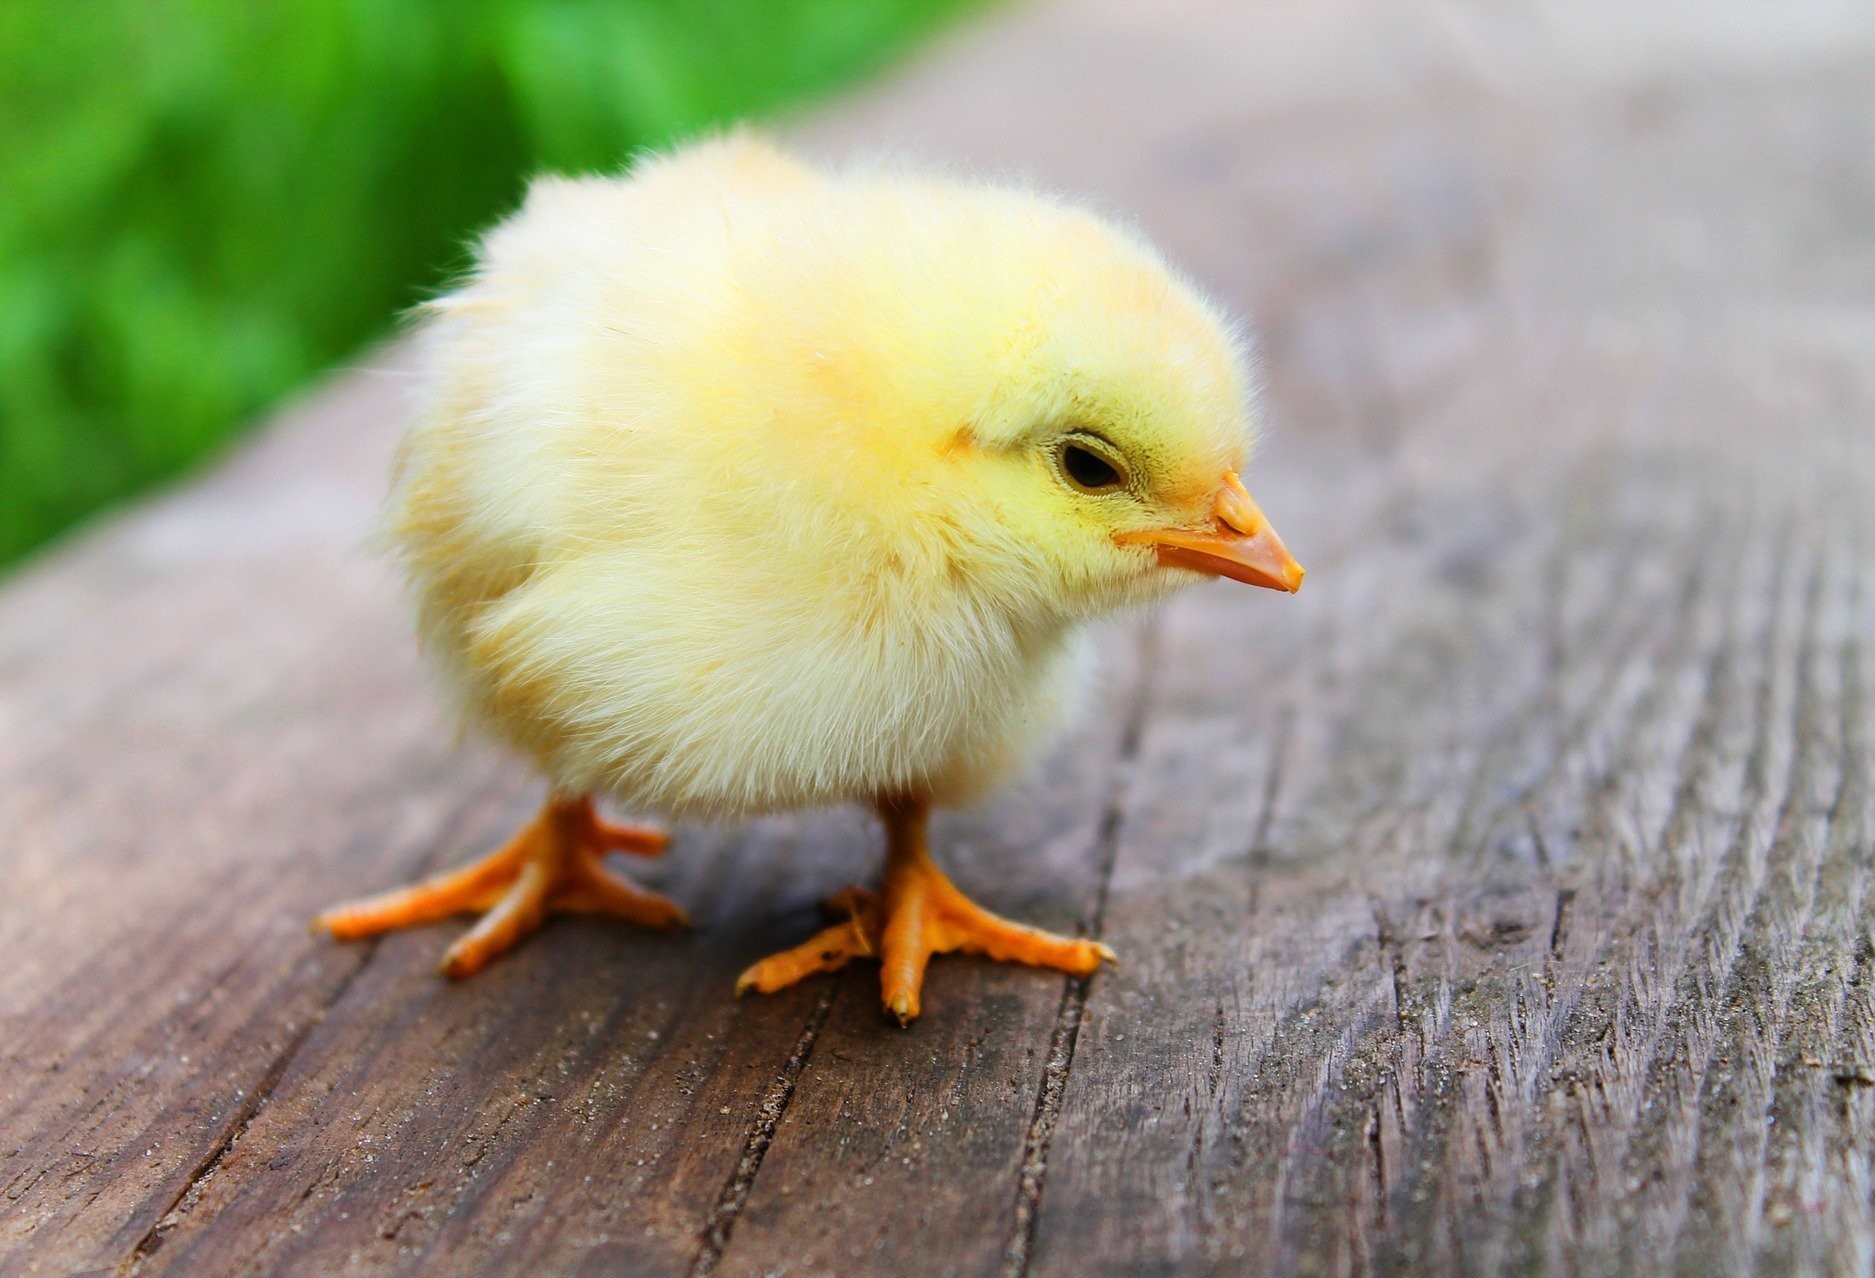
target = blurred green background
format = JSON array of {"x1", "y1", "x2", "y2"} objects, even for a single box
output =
[{"x1": 0, "y1": 0, "x2": 979, "y2": 571}]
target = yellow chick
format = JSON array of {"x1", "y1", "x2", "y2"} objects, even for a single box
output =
[{"x1": 316, "y1": 134, "x2": 1302, "y2": 1023}]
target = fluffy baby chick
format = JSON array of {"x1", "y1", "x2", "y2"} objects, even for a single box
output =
[{"x1": 316, "y1": 134, "x2": 1302, "y2": 1023}]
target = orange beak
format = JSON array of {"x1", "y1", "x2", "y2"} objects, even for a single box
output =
[{"x1": 1116, "y1": 471, "x2": 1305, "y2": 593}]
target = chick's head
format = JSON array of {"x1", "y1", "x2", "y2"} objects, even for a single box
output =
[{"x1": 758, "y1": 177, "x2": 1303, "y2": 632}]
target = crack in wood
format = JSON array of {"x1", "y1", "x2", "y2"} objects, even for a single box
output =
[
  {"x1": 688, "y1": 983, "x2": 839, "y2": 1277},
  {"x1": 120, "y1": 942, "x2": 383, "y2": 1273},
  {"x1": 1250, "y1": 702, "x2": 1295, "y2": 867},
  {"x1": 1548, "y1": 888, "x2": 1576, "y2": 962},
  {"x1": 110, "y1": 768, "x2": 519, "y2": 1273},
  {"x1": 1001, "y1": 624, "x2": 1159, "y2": 1278}
]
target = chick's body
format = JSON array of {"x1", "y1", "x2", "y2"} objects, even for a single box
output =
[{"x1": 321, "y1": 135, "x2": 1301, "y2": 1021}]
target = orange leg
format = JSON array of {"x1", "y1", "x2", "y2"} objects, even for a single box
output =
[
  {"x1": 315, "y1": 795, "x2": 684, "y2": 978},
  {"x1": 737, "y1": 797, "x2": 1114, "y2": 1024}
]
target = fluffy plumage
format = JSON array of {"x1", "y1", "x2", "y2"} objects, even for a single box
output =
[
  {"x1": 394, "y1": 133, "x2": 1251, "y2": 817},
  {"x1": 319, "y1": 133, "x2": 1300, "y2": 1019}
]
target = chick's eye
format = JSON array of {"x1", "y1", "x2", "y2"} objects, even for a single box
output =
[{"x1": 1057, "y1": 439, "x2": 1128, "y2": 494}]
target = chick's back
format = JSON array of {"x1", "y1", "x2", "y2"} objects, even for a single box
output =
[{"x1": 390, "y1": 135, "x2": 1098, "y2": 819}]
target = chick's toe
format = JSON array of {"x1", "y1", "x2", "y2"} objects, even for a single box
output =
[
  {"x1": 735, "y1": 800, "x2": 1114, "y2": 1025},
  {"x1": 735, "y1": 888, "x2": 882, "y2": 998},
  {"x1": 315, "y1": 794, "x2": 683, "y2": 978}
]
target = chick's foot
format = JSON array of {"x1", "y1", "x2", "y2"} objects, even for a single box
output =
[
  {"x1": 736, "y1": 799, "x2": 1114, "y2": 1024},
  {"x1": 315, "y1": 795, "x2": 684, "y2": 978}
]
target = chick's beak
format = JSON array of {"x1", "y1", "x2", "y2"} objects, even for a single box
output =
[{"x1": 1117, "y1": 471, "x2": 1305, "y2": 593}]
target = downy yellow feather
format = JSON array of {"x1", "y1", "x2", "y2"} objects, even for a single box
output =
[{"x1": 389, "y1": 132, "x2": 1257, "y2": 820}]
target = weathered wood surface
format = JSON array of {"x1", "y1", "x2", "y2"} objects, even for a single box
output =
[{"x1": 5, "y1": 1, "x2": 1875, "y2": 1274}]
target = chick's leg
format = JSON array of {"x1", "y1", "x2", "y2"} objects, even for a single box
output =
[
  {"x1": 315, "y1": 794, "x2": 683, "y2": 978},
  {"x1": 736, "y1": 798, "x2": 1114, "y2": 1024}
]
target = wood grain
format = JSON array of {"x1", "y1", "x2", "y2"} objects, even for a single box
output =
[{"x1": 3, "y1": 1, "x2": 1873, "y2": 1274}]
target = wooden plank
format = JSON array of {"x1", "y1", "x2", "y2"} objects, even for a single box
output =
[
  {"x1": 0, "y1": 369, "x2": 477, "y2": 1273},
  {"x1": 986, "y1": 5, "x2": 1875, "y2": 1276},
  {"x1": 132, "y1": 715, "x2": 1134, "y2": 1277},
  {"x1": 133, "y1": 832, "x2": 834, "y2": 1276},
  {"x1": 2, "y1": 1, "x2": 1874, "y2": 1275}
]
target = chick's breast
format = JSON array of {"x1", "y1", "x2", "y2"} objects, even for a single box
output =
[{"x1": 387, "y1": 138, "x2": 1091, "y2": 820}]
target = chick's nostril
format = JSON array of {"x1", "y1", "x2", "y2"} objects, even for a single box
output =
[
  {"x1": 1216, "y1": 509, "x2": 1262, "y2": 537},
  {"x1": 1212, "y1": 476, "x2": 1266, "y2": 537}
]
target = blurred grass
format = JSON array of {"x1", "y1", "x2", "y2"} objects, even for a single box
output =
[{"x1": 0, "y1": 0, "x2": 980, "y2": 570}]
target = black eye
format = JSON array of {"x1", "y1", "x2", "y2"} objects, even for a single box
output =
[{"x1": 1057, "y1": 438, "x2": 1128, "y2": 493}]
